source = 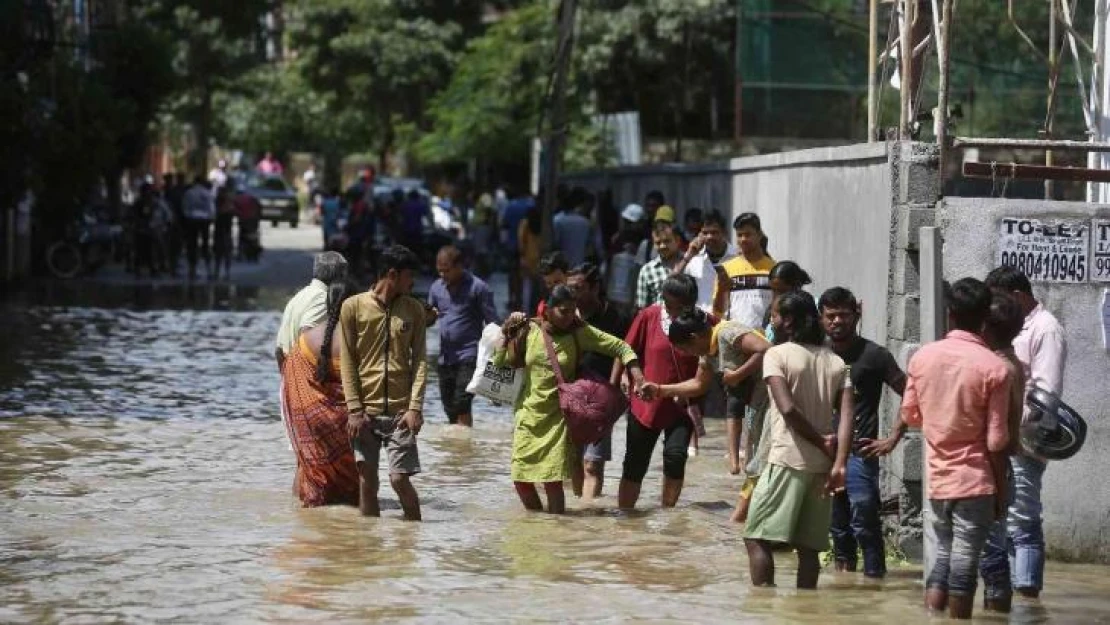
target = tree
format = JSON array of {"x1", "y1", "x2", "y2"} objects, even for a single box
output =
[
  {"x1": 289, "y1": 0, "x2": 460, "y2": 172},
  {"x1": 417, "y1": 1, "x2": 615, "y2": 173},
  {"x1": 139, "y1": 0, "x2": 270, "y2": 174}
]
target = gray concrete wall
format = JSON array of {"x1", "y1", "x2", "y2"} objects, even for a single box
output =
[
  {"x1": 564, "y1": 144, "x2": 894, "y2": 342},
  {"x1": 941, "y1": 197, "x2": 1110, "y2": 563},
  {"x1": 729, "y1": 144, "x2": 893, "y2": 344}
]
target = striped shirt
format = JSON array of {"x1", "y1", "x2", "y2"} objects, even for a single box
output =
[{"x1": 718, "y1": 254, "x2": 775, "y2": 329}]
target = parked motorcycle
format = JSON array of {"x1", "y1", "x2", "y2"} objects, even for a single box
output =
[{"x1": 46, "y1": 208, "x2": 124, "y2": 279}]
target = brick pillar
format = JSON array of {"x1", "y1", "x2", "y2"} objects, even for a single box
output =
[{"x1": 882, "y1": 141, "x2": 940, "y2": 560}]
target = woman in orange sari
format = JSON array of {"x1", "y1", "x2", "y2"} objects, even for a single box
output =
[{"x1": 281, "y1": 281, "x2": 360, "y2": 506}]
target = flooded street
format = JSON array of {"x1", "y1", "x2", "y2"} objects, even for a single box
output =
[{"x1": 1, "y1": 278, "x2": 1109, "y2": 623}]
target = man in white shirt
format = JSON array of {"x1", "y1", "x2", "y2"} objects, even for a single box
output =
[
  {"x1": 208, "y1": 159, "x2": 229, "y2": 192},
  {"x1": 985, "y1": 265, "x2": 1067, "y2": 599},
  {"x1": 675, "y1": 209, "x2": 737, "y2": 314},
  {"x1": 181, "y1": 176, "x2": 215, "y2": 280}
]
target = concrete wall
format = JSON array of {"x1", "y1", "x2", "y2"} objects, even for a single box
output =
[
  {"x1": 729, "y1": 144, "x2": 893, "y2": 344},
  {"x1": 564, "y1": 143, "x2": 895, "y2": 343},
  {"x1": 941, "y1": 197, "x2": 1110, "y2": 563}
]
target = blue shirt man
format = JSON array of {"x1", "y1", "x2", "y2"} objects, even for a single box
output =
[{"x1": 427, "y1": 246, "x2": 501, "y2": 427}]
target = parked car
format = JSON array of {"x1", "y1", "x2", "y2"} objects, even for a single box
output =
[{"x1": 238, "y1": 172, "x2": 300, "y2": 227}]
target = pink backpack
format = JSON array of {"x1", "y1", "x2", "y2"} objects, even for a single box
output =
[{"x1": 535, "y1": 322, "x2": 628, "y2": 447}]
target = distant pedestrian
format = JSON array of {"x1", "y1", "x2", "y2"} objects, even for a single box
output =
[
  {"x1": 128, "y1": 183, "x2": 159, "y2": 278},
  {"x1": 984, "y1": 266, "x2": 1066, "y2": 601},
  {"x1": 233, "y1": 186, "x2": 262, "y2": 262},
  {"x1": 340, "y1": 245, "x2": 427, "y2": 520},
  {"x1": 743, "y1": 291, "x2": 852, "y2": 590},
  {"x1": 643, "y1": 190, "x2": 665, "y2": 223},
  {"x1": 900, "y1": 278, "x2": 1011, "y2": 619},
  {"x1": 400, "y1": 190, "x2": 429, "y2": 258},
  {"x1": 469, "y1": 193, "x2": 497, "y2": 278},
  {"x1": 208, "y1": 159, "x2": 230, "y2": 192},
  {"x1": 683, "y1": 208, "x2": 703, "y2": 244},
  {"x1": 501, "y1": 190, "x2": 535, "y2": 310},
  {"x1": 517, "y1": 207, "x2": 543, "y2": 313},
  {"x1": 635, "y1": 225, "x2": 683, "y2": 309},
  {"x1": 426, "y1": 245, "x2": 501, "y2": 427},
  {"x1": 257, "y1": 151, "x2": 284, "y2": 175},
  {"x1": 553, "y1": 188, "x2": 604, "y2": 266},
  {"x1": 212, "y1": 185, "x2": 235, "y2": 281},
  {"x1": 181, "y1": 176, "x2": 215, "y2": 280},
  {"x1": 635, "y1": 205, "x2": 676, "y2": 265},
  {"x1": 166, "y1": 173, "x2": 187, "y2": 276}
]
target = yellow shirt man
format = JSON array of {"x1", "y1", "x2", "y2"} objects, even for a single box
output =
[{"x1": 717, "y1": 254, "x2": 776, "y2": 329}]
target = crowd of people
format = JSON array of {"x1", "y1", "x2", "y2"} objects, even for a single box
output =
[
  {"x1": 274, "y1": 191, "x2": 1065, "y2": 620},
  {"x1": 124, "y1": 158, "x2": 268, "y2": 280}
]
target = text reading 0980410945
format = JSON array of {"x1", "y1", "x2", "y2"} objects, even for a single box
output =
[{"x1": 997, "y1": 218, "x2": 1089, "y2": 284}]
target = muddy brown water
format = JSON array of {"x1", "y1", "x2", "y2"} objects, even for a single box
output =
[{"x1": 1, "y1": 296, "x2": 1108, "y2": 623}]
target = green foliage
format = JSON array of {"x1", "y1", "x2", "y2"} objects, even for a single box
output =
[
  {"x1": 416, "y1": 2, "x2": 552, "y2": 164},
  {"x1": 289, "y1": 0, "x2": 461, "y2": 165},
  {"x1": 138, "y1": 0, "x2": 271, "y2": 171}
]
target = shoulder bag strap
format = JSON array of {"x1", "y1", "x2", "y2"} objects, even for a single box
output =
[
  {"x1": 668, "y1": 345, "x2": 694, "y2": 409},
  {"x1": 533, "y1": 320, "x2": 567, "y2": 385}
]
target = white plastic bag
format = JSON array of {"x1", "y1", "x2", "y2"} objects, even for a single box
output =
[{"x1": 466, "y1": 323, "x2": 525, "y2": 405}]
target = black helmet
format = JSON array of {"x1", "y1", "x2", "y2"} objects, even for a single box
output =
[{"x1": 1021, "y1": 386, "x2": 1087, "y2": 461}]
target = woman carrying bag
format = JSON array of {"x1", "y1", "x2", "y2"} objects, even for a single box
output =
[{"x1": 493, "y1": 286, "x2": 647, "y2": 514}]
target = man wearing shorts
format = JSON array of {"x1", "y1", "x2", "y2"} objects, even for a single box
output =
[
  {"x1": 743, "y1": 291, "x2": 853, "y2": 589},
  {"x1": 340, "y1": 245, "x2": 427, "y2": 521}
]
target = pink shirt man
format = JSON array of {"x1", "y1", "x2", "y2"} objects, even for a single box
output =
[
  {"x1": 902, "y1": 330, "x2": 1011, "y2": 500},
  {"x1": 1013, "y1": 304, "x2": 1066, "y2": 425}
]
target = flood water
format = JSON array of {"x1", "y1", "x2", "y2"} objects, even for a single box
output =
[{"x1": 1, "y1": 291, "x2": 1109, "y2": 623}]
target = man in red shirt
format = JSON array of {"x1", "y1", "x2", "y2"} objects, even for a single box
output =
[{"x1": 901, "y1": 278, "x2": 1011, "y2": 620}]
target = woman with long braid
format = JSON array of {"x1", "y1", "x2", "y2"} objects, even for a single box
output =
[{"x1": 281, "y1": 281, "x2": 360, "y2": 506}]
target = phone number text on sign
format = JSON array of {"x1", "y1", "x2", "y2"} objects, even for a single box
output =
[
  {"x1": 996, "y1": 218, "x2": 1089, "y2": 283},
  {"x1": 1093, "y1": 219, "x2": 1110, "y2": 282}
]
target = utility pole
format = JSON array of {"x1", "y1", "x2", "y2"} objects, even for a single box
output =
[
  {"x1": 540, "y1": 0, "x2": 577, "y2": 251},
  {"x1": 734, "y1": 0, "x2": 744, "y2": 146},
  {"x1": 868, "y1": 0, "x2": 878, "y2": 142}
]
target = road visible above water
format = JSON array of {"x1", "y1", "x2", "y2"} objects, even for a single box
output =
[{"x1": 1, "y1": 223, "x2": 1108, "y2": 623}]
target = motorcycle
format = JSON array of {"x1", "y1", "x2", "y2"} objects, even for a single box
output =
[{"x1": 46, "y1": 207, "x2": 124, "y2": 279}]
